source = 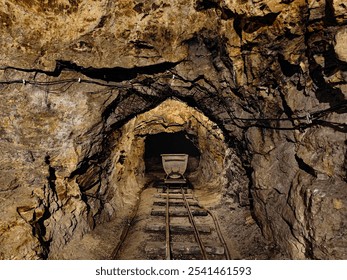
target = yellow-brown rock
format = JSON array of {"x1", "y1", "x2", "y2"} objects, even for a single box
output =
[{"x1": 0, "y1": 0, "x2": 346, "y2": 260}]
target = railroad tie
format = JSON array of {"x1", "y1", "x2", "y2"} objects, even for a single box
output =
[
  {"x1": 151, "y1": 207, "x2": 208, "y2": 217},
  {"x1": 145, "y1": 241, "x2": 225, "y2": 256},
  {"x1": 154, "y1": 193, "x2": 194, "y2": 199},
  {"x1": 153, "y1": 199, "x2": 199, "y2": 206},
  {"x1": 145, "y1": 223, "x2": 211, "y2": 234}
]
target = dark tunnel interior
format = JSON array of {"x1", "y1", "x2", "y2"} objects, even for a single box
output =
[{"x1": 144, "y1": 131, "x2": 201, "y2": 173}]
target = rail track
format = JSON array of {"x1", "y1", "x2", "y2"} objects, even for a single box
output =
[
  {"x1": 112, "y1": 182, "x2": 230, "y2": 260},
  {"x1": 149, "y1": 184, "x2": 230, "y2": 260}
]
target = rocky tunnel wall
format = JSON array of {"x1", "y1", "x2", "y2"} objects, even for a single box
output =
[{"x1": 0, "y1": 0, "x2": 346, "y2": 260}]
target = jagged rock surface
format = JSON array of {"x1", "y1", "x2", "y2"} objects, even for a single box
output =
[{"x1": 0, "y1": 0, "x2": 346, "y2": 259}]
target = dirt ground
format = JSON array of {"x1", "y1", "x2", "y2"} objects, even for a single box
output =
[{"x1": 51, "y1": 185, "x2": 285, "y2": 260}]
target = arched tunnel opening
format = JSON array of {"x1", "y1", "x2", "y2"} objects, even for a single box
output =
[{"x1": 107, "y1": 98, "x2": 230, "y2": 209}]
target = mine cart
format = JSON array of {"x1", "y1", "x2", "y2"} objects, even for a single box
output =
[{"x1": 161, "y1": 154, "x2": 188, "y2": 184}]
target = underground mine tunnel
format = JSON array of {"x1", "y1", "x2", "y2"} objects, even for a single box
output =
[
  {"x1": 106, "y1": 98, "x2": 230, "y2": 214},
  {"x1": 1, "y1": 0, "x2": 346, "y2": 261}
]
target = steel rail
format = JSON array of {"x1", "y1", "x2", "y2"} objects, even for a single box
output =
[
  {"x1": 181, "y1": 187, "x2": 208, "y2": 260},
  {"x1": 204, "y1": 208, "x2": 231, "y2": 260},
  {"x1": 165, "y1": 187, "x2": 171, "y2": 260},
  {"x1": 110, "y1": 190, "x2": 142, "y2": 259}
]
